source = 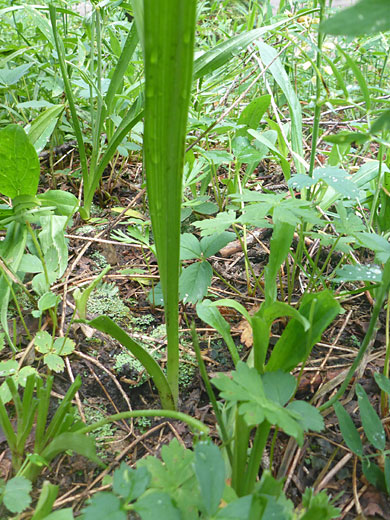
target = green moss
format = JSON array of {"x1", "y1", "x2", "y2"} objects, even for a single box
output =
[{"x1": 87, "y1": 282, "x2": 129, "y2": 320}]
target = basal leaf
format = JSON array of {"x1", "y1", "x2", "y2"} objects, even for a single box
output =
[
  {"x1": 0, "y1": 124, "x2": 39, "y2": 198},
  {"x1": 113, "y1": 463, "x2": 150, "y2": 501},
  {"x1": 194, "y1": 441, "x2": 226, "y2": 517},
  {"x1": 3, "y1": 476, "x2": 32, "y2": 514}
]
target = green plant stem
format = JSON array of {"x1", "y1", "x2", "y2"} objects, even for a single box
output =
[
  {"x1": 79, "y1": 409, "x2": 209, "y2": 436},
  {"x1": 243, "y1": 420, "x2": 271, "y2": 495},
  {"x1": 380, "y1": 291, "x2": 390, "y2": 416},
  {"x1": 232, "y1": 410, "x2": 251, "y2": 496},
  {"x1": 309, "y1": 0, "x2": 326, "y2": 178},
  {"x1": 190, "y1": 322, "x2": 233, "y2": 465}
]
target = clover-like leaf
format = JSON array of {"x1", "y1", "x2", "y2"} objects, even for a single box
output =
[
  {"x1": 44, "y1": 353, "x2": 65, "y2": 373},
  {"x1": 3, "y1": 476, "x2": 32, "y2": 513},
  {"x1": 34, "y1": 330, "x2": 52, "y2": 354},
  {"x1": 53, "y1": 337, "x2": 75, "y2": 357}
]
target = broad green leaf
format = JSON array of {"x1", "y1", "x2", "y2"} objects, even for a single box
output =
[
  {"x1": 82, "y1": 492, "x2": 125, "y2": 520},
  {"x1": 256, "y1": 41, "x2": 304, "y2": 174},
  {"x1": 313, "y1": 167, "x2": 359, "y2": 200},
  {"x1": 113, "y1": 463, "x2": 150, "y2": 501},
  {"x1": 38, "y1": 188, "x2": 79, "y2": 217},
  {"x1": 215, "y1": 496, "x2": 252, "y2": 519},
  {"x1": 286, "y1": 401, "x2": 324, "y2": 433},
  {"x1": 321, "y1": 0, "x2": 390, "y2": 36},
  {"x1": 35, "y1": 330, "x2": 52, "y2": 354},
  {"x1": 333, "y1": 402, "x2": 363, "y2": 457},
  {"x1": 38, "y1": 292, "x2": 59, "y2": 312},
  {"x1": 355, "y1": 232, "x2": 390, "y2": 263},
  {"x1": 288, "y1": 174, "x2": 316, "y2": 190},
  {"x1": 30, "y1": 480, "x2": 59, "y2": 520},
  {"x1": 38, "y1": 216, "x2": 69, "y2": 277},
  {"x1": 203, "y1": 150, "x2": 234, "y2": 164},
  {"x1": 26, "y1": 105, "x2": 65, "y2": 153},
  {"x1": 3, "y1": 476, "x2": 32, "y2": 513},
  {"x1": 179, "y1": 261, "x2": 213, "y2": 304},
  {"x1": 44, "y1": 353, "x2": 65, "y2": 373},
  {"x1": 266, "y1": 290, "x2": 342, "y2": 372},
  {"x1": 41, "y1": 510, "x2": 74, "y2": 520},
  {"x1": 200, "y1": 232, "x2": 235, "y2": 258},
  {"x1": 19, "y1": 254, "x2": 44, "y2": 273},
  {"x1": 134, "y1": 491, "x2": 181, "y2": 520},
  {"x1": 356, "y1": 384, "x2": 385, "y2": 451},
  {"x1": 180, "y1": 233, "x2": 202, "y2": 260},
  {"x1": 143, "y1": 0, "x2": 197, "y2": 406},
  {"x1": 194, "y1": 442, "x2": 225, "y2": 517},
  {"x1": 0, "y1": 359, "x2": 18, "y2": 377},
  {"x1": 208, "y1": 298, "x2": 251, "y2": 323},
  {"x1": 323, "y1": 131, "x2": 369, "y2": 146},
  {"x1": 53, "y1": 337, "x2": 75, "y2": 356},
  {"x1": 262, "y1": 371, "x2": 296, "y2": 406},
  {"x1": 371, "y1": 109, "x2": 390, "y2": 134},
  {"x1": 334, "y1": 264, "x2": 382, "y2": 283},
  {"x1": 0, "y1": 125, "x2": 39, "y2": 198},
  {"x1": 236, "y1": 95, "x2": 271, "y2": 138}
]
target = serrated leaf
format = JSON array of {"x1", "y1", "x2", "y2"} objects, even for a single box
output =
[
  {"x1": 44, "y1": 353, "x2": 65, "y2": 373},
  {"x1": 356, "y1": 384, "x2": 386, "y2": 451},
  {"x1": 193, "y1": 210, "x2": 236, "y2": 236},
  {"x1": 262, "y1": 371, "x2": 296, "y2": 406},
  {"x1": 180, "y1": 233, "x2": 202, "y2": 260},
  {"x1": 3, "y1": 476, "x2": 32, "y2": 513},
  {"x1": 53, "y1": 337, "x2": 75, "y2": 356},
  {"x1": 215, "y1": 495, "x2": 252, "y2": 519},
  {"x1": 333, "y1": 401, "x2": 363, "y2": 457},
  {"x1": 0, "y1": 359, "x2": 18, "y2": 377},
  {"x1": 134, "y1": 490, "x2": 181, "y2": 520},
  {"x1": 200, "y1": 232, "x2": 235, "y2": 258},
  {"x1": 82, "y1": 492, "x2": 125, "y2": 520},
  {"x1": 194, "y1": 442, "x2": 225, "y2": 517},
  {"x1": 0, "y1": 124, "x2": 39, "y2": 198},
  {"x1": 34, "y1": 330, "x2": 52, "y2": 354},
  {"x1": 286, "y1": 401, "x2": 324, "y2": 433},
  {"x1": 113, "y1": 463, "x2": 150, "y2": 501},
  {"x1": 179, "y1": 261, "x2": 212, "y2": 304}
]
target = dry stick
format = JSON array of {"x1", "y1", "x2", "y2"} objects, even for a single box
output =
[
  {"x1": 315, "y1": 452, "x2": 353, "y2": 492},
  {"x1": 186, "y1": 41, "x2": 293, "y2": 153},
  {"x1": 341, "y1": 485, "x2": 367, "y2": 519},
  {"x1": 352, "y1": 455, "x2": 362, "y2": 516},
  {"x1": 283, "y1": 443, "x2": 304, "y2": 493}
]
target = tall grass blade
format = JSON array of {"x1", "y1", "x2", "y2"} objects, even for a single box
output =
[{"x1": 144, "y1": 0, "x2": 197, "y2": 406}]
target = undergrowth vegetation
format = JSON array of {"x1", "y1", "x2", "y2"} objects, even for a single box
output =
[{"x1": 0, "y1": 0, "x2": 390, "y2": 518}]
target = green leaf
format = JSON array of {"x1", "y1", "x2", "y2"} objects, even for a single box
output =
[
  {"x1": 193, "y1": 210, "x2": 236, "y2": 236},
  {"x1": 196, "y1": 300, "x2": 239, "y2": 365},
  {"x1": 333, "y1": 402, "x2": 363, "y2": 457},
  {"x1": 334, "y1": 264, "x2": 382, "y2": 283},
  {"x1": 236, "y1": 95, "x2": 271, "y2": 138},
  {"x1": 371, "y1": 109, "x2": 390, "y2": 134},
  {"x1": 194, "y1": 442, "x2": 225, "y2": 517},
  {"x1": 267, "y1": 290, "x2": 342, "y2": 372},
  {"x1": 143, "y1": 0, "x2": 197, "y2": 407},
  {"x1": 362, "y1": 460, "x2": 386, "y2": 492},
  {"x1": 179, "y1": 261, "x2": 212, "y2": 304},
  {"x1": 313, "y1": 167, "x2": 359, "y2": 200},
  {"x1": 82, "y1": 492, "x2": 126, "y2": 520},
  {"x1": 37, "y1": 190, "x2": 79, "y2": 217},
  {"x1": 180, "y1": 233, "x2": 202, "y2": 260},
  {"x1": 286, "y1": 401, "x2": 324, "y2": 433},
  {"x1": 0, "y1": 359, "x2": 18, "y2": 377},
  {"x1": 321, "y1": 0, "x2": 390, "y2": 36},
  {"x1": 38, "y1": 215, "x2": 69, "y2": 277},
  {"x1": 40, "y1": 510, "x2": 74, "y2": 520},
  {"x1": 0, "y1": 124, "x2": 39, "y2": 198},
  {"x1": 53, "y1": 337, "x2": 75, "y2": 357},
  {"x1": 113, "y1": 464, "x2": 150, "y2": 502},
  {"x1": 38, "y1": 292, "x2": 59, "y2": 312},
  {"x1": 41, "y1": 432, "x2": 101, "y2": 467},
  {"x1": 134, "y1": 491, "x2": 181, "y2": 520},
  {"x1": 356, "y1": 384, "x2": 386, "y2": 451},
  {"x1": 3, "y1": 476, "x2": 32, "y2": 513},
  {"x1": 0, "y1": 63, "x2": 33, "y2": 85},
  {"x1": 385, "y1": 456, "x2": 390, "y2": 494},
  {"x1": 44, "y1": 353, "x2": 65, "y2": 373},
  {"x1": 215, "y1": 496, "x2": 252, "y2": 519},
  {"x1": 262, "y1": 372, "x2": 296, "y2": 406},
  {"x1": 26, "y1": 105, "x2": 65, "y2": 154},
  {"x1": 374, "y1": 373, "x2": 390, "y2": 396},
  {"x1": 30, "y1": 480, "x2": 59, "y2": 520},
  {"x1": 35, "y1": 330, "x2": 52, "y2": 354},
  {"x1": 200, "y1": 232, "x2": 235, "y2": 258},
  {"x1": 19, "y1": 254, "x2": 44, "y2": 274}
]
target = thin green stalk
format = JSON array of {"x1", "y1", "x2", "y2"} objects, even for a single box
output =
[
  {"x1": 232, "y1": 410, "x2": 251, "y2": 496},
  {"x1": 381, "y1": 291, "x2": 390, "y2": 416},
  {"x1": 243, "y1": 421, "x2": 271, "y2": 495},
  {"x1": 309, "y1": 0, "x2": 326, "y2": 178},
  {"x1": 190, "y1": 322, "x2": 233, "y2": 466},
  {"x1": 78, "y1": 409, "x2": 209, "y2": 436}
]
